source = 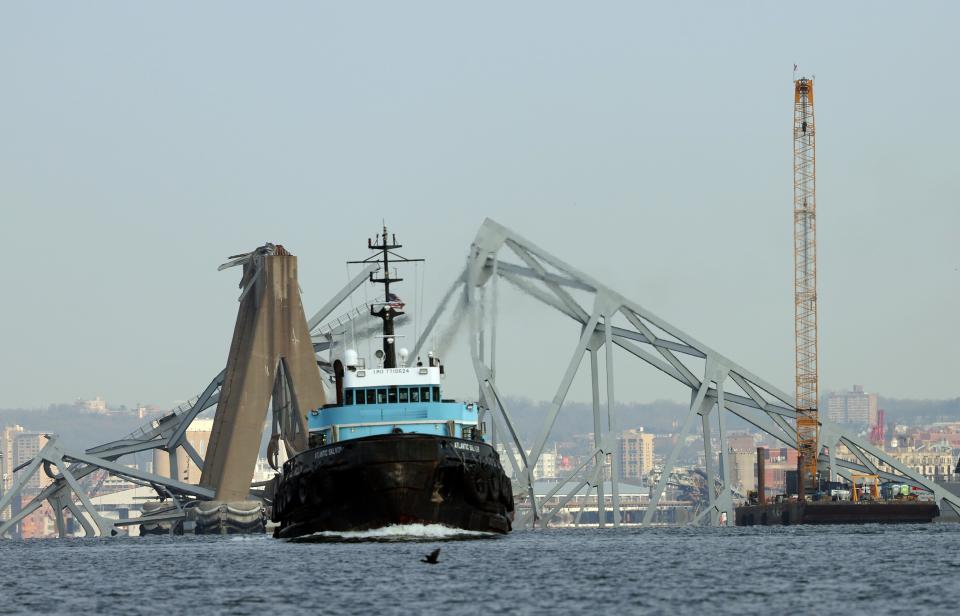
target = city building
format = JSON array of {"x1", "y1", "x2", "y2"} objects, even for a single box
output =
[
  {"x1": 727, "y1": 433, "x2": 757, "y2": 453},
  {"x1": 0, "y1": 445, "x2": 4, "y2": 522},
  {"x1": 18, "y1": 497, "x2": 56, "y2": 539},
  {"x1": 533, "y1": 448, "x2": 560, "y2": 481},
  {"x1": 496, "y1": 444, "x2": 562, "y2": 481},
  {"x1": 12, "y1": 431, "x2": 52, "y2": 496},
  {"x1": 153, "y1": 417, "x2": 214, "y2": 484},
  {"x1": 758, "y1": 447, "x2": 798, "y2": 497},
  {"x1": 619, "y1": 428, "x2": 655, "y2": 482},
  {"x1": 81, "y1": 396, "x2": 109, "y2": 413},
  {"x1": 826, "y1": 385, "x2": 878, "y2": 425},
  {"x1": 883, "y1": 441, "x2": 955, "y2": 481},
  {"x1": 727, "y1": 448, "x2": 759, "y2": 495},
  {"x1": 92, "y1": 469, "x2": 139, "y2": 497},
  {"x1": 1, "y1": 425, "x2": 25, "y2": 521},
  {"x1": 253, "y1": 457, "x2": 278, "y2": 483}
]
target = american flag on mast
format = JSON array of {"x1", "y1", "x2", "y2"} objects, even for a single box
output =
[{"x1": 387, "y1": 293, "x2": 405, "y2": 310}]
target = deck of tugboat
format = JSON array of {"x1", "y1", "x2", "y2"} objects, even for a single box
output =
[
  {"x1": 342, "y1": 365, "x2": 442, "y2": 389},
  {"x1": 308, "y1": 401, "x2": 480, "y2": 441},
  {"x1": 308, "y1": 365, "x2": 481, "y2": 442}
]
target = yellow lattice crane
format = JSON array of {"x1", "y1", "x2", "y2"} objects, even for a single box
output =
[{"x1": 793, "y1": 76, "x2": 819, "y2": 495}]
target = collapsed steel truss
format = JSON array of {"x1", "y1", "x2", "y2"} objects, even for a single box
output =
[
  {"x1": 0, "y1": 265, "x2": 383, "y2": 539},
  {"x1": 0, "y1": 384, "x2": 221, "y2": 538},
  {"x1": 3, "y1": 220, "x2": 957, "y2": 537},
  {"x1": 415, "y1": 219, "x2": 960, "y2": 527}
]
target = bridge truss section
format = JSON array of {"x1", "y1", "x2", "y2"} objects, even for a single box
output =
[
  {"x1": 0, "y1": 264, "x2": 385, "y2": 539},
  {"x1": 0, "y1": 380, "x2": 221, "y2": 538},
  {"x1": 414, "y1": 219, "x2": 960, "y2": 528}
]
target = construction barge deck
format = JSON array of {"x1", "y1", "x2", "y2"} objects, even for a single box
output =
[{"x1": 735, "y1": 500, "x2": 939, "y2": 526}]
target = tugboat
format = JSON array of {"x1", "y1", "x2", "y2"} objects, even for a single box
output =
[{"x1": 271, "y1": 227, "x2": 513, "y2": 538}]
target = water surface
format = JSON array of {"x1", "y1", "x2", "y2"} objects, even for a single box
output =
[{"x1": 1, "y1": 524, "x2": 957, "y2": 614}]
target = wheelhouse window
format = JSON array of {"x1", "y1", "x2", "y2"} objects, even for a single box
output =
[
  {"x1": 421, "y1": 387, "x2": 431, "y2": 402},
  {"x1": 345, "y1": 390, "x2": 354, "y2": 405},
  {"x1": 398, "y1": 387, "x2": 409, "y2": 403},
  {"x1": 366, "y1": 389, "x2": 376, "y2": 404},
  {"x1": 355, "y1": 389, "x2": 365, "y2": 405},
  {"x1": 410, "y1": 388, "x2": 420, "y2": 403},
  {"x1": 432, "y1": 386, "x2": 441, "y2": 402},
  {"x1": 377, "y1": 388, "x2": 387, "y2": 404},
  {"x1": 388, "y1": 386, "x2": 398, "y2": 404}
]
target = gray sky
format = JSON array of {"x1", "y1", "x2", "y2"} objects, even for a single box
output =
[{"x1": 1, "y1": 2, "x2": 957, "y2": 410}]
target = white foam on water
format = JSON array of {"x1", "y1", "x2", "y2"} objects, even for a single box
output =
[{"x1": 298, "y1": 523, "x2": 496, "y2": 542}]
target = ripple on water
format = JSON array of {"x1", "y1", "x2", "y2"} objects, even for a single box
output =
[{"x1": 2, "y1": 524, "x2": 959, "y2": 615}]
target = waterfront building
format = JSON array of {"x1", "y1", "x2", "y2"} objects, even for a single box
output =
[
  {"x1": 727, "y1": 433, "x2": 757, "y2": 453},
  {"x1": 619, "y1": 428, "x2": 655, "y2": 482},
  {"x1": 82, "y1": 396, "x2": 109, "y2": 413},
  {"x1": 12, "y1": 431, "x2": 52, "y2": 496},
  {"x1": 826, "y1": 385, "x2": 878, "y2": 425},
  {"x1": 496, "y1": 444, "x2": 564, "y2": 481},
  {"x1": 531, "y1": 479, "x2": 694, "y2": 525},
  {"x1": 759, "y1": 448, "x2": 798, "y2": 497},
  {"x1": 883, "y1": 442, "x2": 955, "y2": 481},
  {"x1": 93, "y1": 469, "x2": 138, "y2": 496},
  {"x1": 534, "y1": 448, "x2": 560, "y2": 481},
  {"x1": 728, "y1": 448, "x2": 758, "y2": 495},
  {"x1": 152, "y1": 417, "x2": 214, "y2": 484},
  {"x1": 1, "y1": 425, "x2": 25, "y2": 520},
  {"x1": 0, "y1": 445, "x2": 4, "y2": 522},
  {"x1": 253, "y1": 456, "x2": 278, "y2": 483},
  {"x1": 18, "y1": 497, "x2": 56, "y2": 539}
]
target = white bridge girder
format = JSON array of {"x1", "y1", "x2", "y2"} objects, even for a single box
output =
[{"x1": 414, "y1": 219, "x2": 960, "y2": 527}]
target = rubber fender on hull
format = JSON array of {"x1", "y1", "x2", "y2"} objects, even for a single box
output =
[
  {"x1": 489, "y1": 471, "x2": 502, "y2": 505},
  {"x1": 463, "y1": 466, "x2": 489, "y2": 505},
  {"x1": 498, "y1": 477, "x2": 514, "y2": 509},
  {"x1": 298, "y1": 477, "x2": 309, "y2": 505},
  {"x1": 288, "y1": 478, "x2": 303, "y2": 508}
]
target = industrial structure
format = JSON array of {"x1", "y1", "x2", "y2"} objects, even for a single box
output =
[
  {"x1": 1, "y1": 212, "x2": 959, "y2": 536},
  {"x1": 413, "y1": 219, "x2": 960, "y2": 528},
  {"x1": 199, "y1": 245, "x2": 323, "y2": 507},
  {"x1": 793, "y1": 76, "x2": 820, "y2": 494},
  {"x1": 0, "y1": 245, "x2": 377, "y2": 538}
]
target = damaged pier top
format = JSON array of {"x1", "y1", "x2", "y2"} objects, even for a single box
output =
[{"x1": 200, "y1": 244, "x2": 326, "y2": 503}]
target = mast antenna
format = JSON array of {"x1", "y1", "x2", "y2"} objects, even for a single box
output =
[{"x1": 348, "y1": 224, "x2": 423, "y2": 369}]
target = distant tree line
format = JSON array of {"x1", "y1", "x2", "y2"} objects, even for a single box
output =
[{"x1": 2, "y1": 395, "x2": 957, "y2": 456}]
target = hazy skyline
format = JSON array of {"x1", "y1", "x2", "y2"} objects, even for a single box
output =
[{"x1": 1, "y1": 2, "x2": 957, "y2": 409}]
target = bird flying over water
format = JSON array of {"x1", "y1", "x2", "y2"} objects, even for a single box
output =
[{"x1": 422, "y1": 548, "x2": 441, "y2": 564}]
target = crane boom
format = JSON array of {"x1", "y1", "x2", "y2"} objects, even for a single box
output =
[{"x1": 793, "y1": 77, "x2": 819, "y2": 495}]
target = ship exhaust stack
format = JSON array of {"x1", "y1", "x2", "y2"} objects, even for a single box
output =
[{"x1": 334, "y1": 360, "x2": 345, "y2": 406}]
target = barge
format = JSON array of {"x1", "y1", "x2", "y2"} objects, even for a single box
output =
[
  {"x1": 735, "y1": 500, "x2": 940, "y2": 526},
  {"x1": 735, "y1": 448, "x2": 939, "y2": 526}
]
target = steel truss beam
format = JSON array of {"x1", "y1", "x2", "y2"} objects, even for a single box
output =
[
  {"x1": 416, "y1": 219, "x2": 960, "y2": 527},
  {"x1": 1, "y1": 269, "x2": 384, "y2": 539},
  {"x1": 6, "y1": 222, "x2": 956, "y2": 536}
]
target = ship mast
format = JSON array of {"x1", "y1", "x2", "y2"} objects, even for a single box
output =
[{"x1": 349, "y1": 225, "x2": 423, "y2": 369}]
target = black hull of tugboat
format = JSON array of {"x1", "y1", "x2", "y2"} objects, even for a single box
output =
[{"x1": 271, "y1": 434, "x2": 513, "y2": 538}]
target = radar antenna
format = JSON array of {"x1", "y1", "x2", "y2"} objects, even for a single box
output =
[{"x1": 348, "y1": 225, "x2": 423, "y2": 368}]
